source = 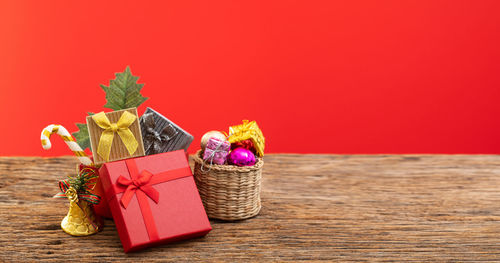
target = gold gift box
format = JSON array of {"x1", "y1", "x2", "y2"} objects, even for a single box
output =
[
  {"x1": 227, "y1": 120, "x2": 265, "y2": 157},
  {"x1": 86, "y1": 108, "x2": 145, "y2": 165}
]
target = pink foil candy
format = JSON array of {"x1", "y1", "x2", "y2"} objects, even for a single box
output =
[
  {"x1": 228, "y1": 147, "x2": 256, "y2": 166},
  {"x1": 203, "y1": 138, "x2": 230, "y2": 165}
]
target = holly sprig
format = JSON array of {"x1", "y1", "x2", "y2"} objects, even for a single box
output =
[{"x1": 68, "y1": 168, "x2": 99, "y2": 192}]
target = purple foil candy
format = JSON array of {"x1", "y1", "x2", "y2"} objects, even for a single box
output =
[
  {"x1": 228, "y1": 147, "x2": 256, "y2": 166},
  {"x1": 203, "y1": 138, "x2": 230, "y2": 165}
]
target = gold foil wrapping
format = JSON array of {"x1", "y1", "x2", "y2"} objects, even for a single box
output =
[{"x1": 228, "y1": 120, "x2": 265, "y2": 157}]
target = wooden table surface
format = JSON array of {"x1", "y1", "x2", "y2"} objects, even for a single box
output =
[{"x1": 1, "y1": 155, "x2": 500, "y2": 262}]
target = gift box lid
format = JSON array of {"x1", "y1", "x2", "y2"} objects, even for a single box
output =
[{"x1": 99, "y1": 150, "x2": 211, "y2": 252}]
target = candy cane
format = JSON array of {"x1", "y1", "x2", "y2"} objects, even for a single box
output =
[{"x1": 41, "y1": 124, "x2": 93, "y2": 166}]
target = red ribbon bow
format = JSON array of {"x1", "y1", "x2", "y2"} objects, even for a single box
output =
[{"x1": 117, "y1": 170, "x2": 160, "y2": 208}]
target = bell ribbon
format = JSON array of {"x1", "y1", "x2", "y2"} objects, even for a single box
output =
[
  {"x1": 105, "y1": 159, "x2": 192, "y2": 242},
  {"x1": 142, "y1": 113, "x2": 178, "y2": 154},
  {"x1": 92, "y1": 111, "x2": 139, "y2": 161},
  {"x1": 53, "y1": 178, "x2": 101, "y2": 205}
]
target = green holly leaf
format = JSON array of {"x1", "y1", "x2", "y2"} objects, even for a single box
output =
[
  {"x1": 71, "y1": 66, "x2": 149, "y2": 151},
  {"x1": 72, "y1": 122, "x2": 92, "y2": 151},
  {"x1": 101, "y1": 66, "x2": 148, "y2": 110}
]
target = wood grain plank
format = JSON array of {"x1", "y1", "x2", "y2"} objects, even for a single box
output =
[{"x1": 0, "y1": 155, "x2": 499, "y2": 262}]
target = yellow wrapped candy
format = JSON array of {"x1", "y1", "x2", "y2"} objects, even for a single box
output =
[{"x1": 227, "y1": 120, "x2": 265, "y2": 157}]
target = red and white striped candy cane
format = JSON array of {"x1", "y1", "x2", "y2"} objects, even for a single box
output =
[{"x1": 41, "y1": 124, "x2": 93, "y2": 166}]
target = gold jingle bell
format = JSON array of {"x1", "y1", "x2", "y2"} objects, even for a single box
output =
[{"x1": 61, "y1": 187, "x2": 103, "y2": 236}]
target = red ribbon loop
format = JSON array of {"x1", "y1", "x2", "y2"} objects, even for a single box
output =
[{"x1": 117, "y1": 170, "x2": 160, "y2": 208}]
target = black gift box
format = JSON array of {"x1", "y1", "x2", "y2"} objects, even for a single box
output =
[{"x1": 140, "y1": 107, "x2": 194, "y2": 155}]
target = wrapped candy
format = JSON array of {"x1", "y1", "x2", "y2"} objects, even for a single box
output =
[
  {"x1": 203, "y1": 138, "x2": 231, "y2": 165},
  {"x1": 228, "y1": 147, "x2": 256, "y2": 166},
  {"x1": 200, "y1": 131, "x2": 226, "y2": 151},
  {"x1": 227, "y1": 120, "x2": 265, "y2": 157}
]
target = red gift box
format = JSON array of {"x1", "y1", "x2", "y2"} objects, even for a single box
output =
[
  {"x1": 99, "y1": 150, "x2": 212, "y2": 252},
  {"x1": 79, "y1": 152, "x2": 190, "y2": 219}
]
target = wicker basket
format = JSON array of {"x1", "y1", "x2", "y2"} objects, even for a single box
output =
[{"x1": 192, "y1": 150, "x2": 263, "y2": 221}]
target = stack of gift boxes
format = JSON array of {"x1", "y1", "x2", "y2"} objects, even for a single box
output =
[{"x1": 84, "y1": 107, "x2": 211, "y2": 253}]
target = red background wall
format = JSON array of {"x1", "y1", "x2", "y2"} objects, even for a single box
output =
[{"x1": 1, "y1": 1, "x2": 500, "y2": 156}]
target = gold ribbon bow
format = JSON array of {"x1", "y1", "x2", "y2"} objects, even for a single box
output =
[{"x1": 92, "y1": 111, "x2": 139, "y2": 161}]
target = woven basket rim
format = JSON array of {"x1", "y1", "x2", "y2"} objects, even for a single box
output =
[{"x1": 193, "y1": 149, "x2": 264, "y2": 172}]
